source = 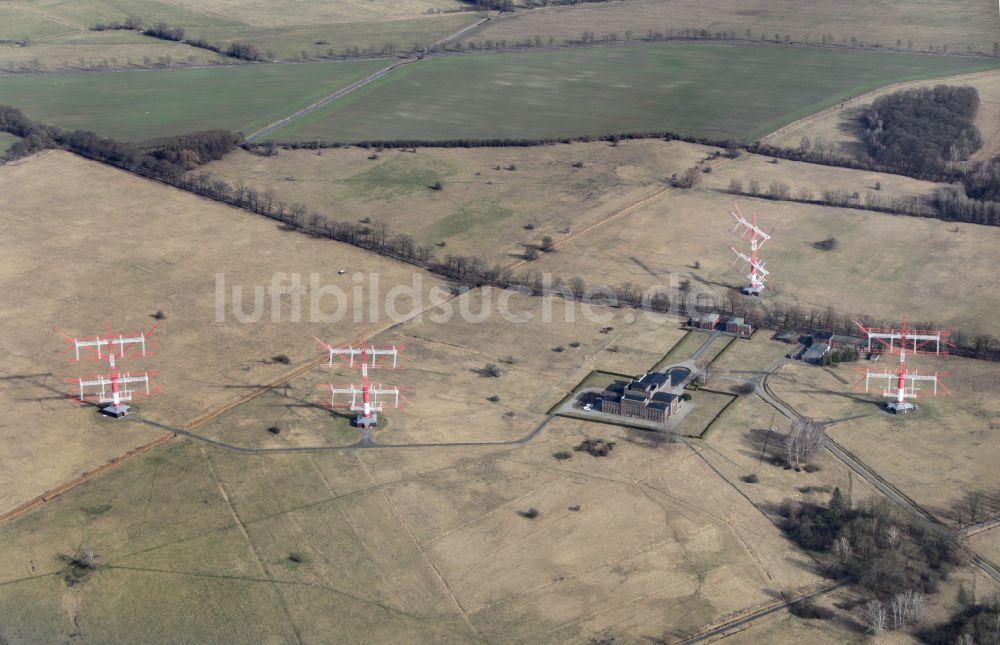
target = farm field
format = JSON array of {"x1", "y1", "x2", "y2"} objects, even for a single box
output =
[
  {"x1": 470, "y1": 0, "x2": 1000, "y2": 56},
  {"x1": 185, "y1": 14, "x2": 481, "y2": 61},
  {"x1": 265, "y1": 43, "x2": 1000, "y2": 144},
  {"x1": 198, "y1": 140, "x2": 716, "y2": 265},
  {"x1": 0, "y1": 0, "x2": 476, "y2": 69},
  {"x1": 5, "y1": 0, "x2": 466, "y2": 29},
  {"x1": 775, "y1": 354, "x2": 1000, "y2": 525},
  {"x1": 528, "y1": 186, "x2": 1000, "y2": 337},
  {"x1": 0, "y1": 29, "x2": 226, "y2": 72},
  {"x1": 0, "y1": 150, "x2": 445, "y2": 515},
  {"x1": 0, "y1": 415, "x2": 824, "y2": 643},
  {"x1": 762, "y1": 69, "x2": 1000, "y2": 161},
  {"x1": 0, "y1": 58, "x2": 388, "y2": 140}
]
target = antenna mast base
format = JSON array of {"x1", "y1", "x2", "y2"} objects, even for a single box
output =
[
  {"x1": 100, "y1": 404, "x2": 132, "y2": 418},
  {"x1": 740, "y1": 285, "x2": 765, "y2": 297},
  {"x1": 354, "y1": 412, "x2": 379, "y2": 428},
  {"x1": 885, "y1": 401, "x2": 917, "y2": 415}
]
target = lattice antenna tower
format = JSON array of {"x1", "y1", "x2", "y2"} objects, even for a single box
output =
[
  {"x1": 852, "y1": 319, "x2": 953, "y2": 414},
  {"x1": 315, "y1": 336, "x2": 402, "y2": 429},
  {"x1": 58, "y1": 325, "x2": 159, "y2": 418},
  {"x1": 729, "y1": 203, "x2": 772, "y2": 296}
]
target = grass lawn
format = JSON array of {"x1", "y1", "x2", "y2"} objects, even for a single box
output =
[
  {"x1": 0, "y1": 59, "x2": 388, "y2": 140},
  {"x1": 267, "y1": 43, "x2": 1000, "y2": 143}
]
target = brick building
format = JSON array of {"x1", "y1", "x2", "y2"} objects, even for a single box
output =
[{"x1": 600, "y1": 371, "x2": 682, "y2": 425}]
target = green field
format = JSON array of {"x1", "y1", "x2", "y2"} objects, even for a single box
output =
[
  {"x1": 267, "y1": 43, "x2": 1000, "y2": 143},
  {"x1": 0, "y1": 59, "x2": 388, "y2": 140}
]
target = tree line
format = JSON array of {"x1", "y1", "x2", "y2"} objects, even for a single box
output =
[
  {"x1": 91, "y1": 18, "x2": 264, "y2": 61},
  {"x1": 2, "y1": 106, "x2": 996, "y2": 362},
  {"x1": 726, "y1": 177, "x2": 1000, "y2": 227}
]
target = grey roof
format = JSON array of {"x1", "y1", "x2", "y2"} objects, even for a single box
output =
[
  {"x1": 634, "y1": 371, "x2": 668, "y2": 389},
  {"x1": 803, "y1": 343, "x2": 830, "y2": 361}
]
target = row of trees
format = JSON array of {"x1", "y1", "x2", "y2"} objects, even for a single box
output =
[
  {"x1": 453, "y1": 28, "x2": 1000, "y2": 56},
  {"x1": 95, "y1": 19, "x2": 263, "y2": 61},
  {"x1": 727, "y1": 176, "x2": 1000, "y2": 227}
]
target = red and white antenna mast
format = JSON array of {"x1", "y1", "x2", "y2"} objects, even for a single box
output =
[
  {"x1": 59, "y1": 325, "x2": 159, "y2": 418},
  {"x1": 852, "y1": 319, "x2": 952, "y2": 414},
  {"x1": 729, "y1": 203, "x2": 771, "y2": 296},
  {"x1": 316, "y1": 336, "x2": 402, "y2": 429}
]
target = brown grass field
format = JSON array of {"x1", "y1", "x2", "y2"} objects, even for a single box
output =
[
  {"x1": 194, "y1": 288, "x2": 691, "y2": 448},
  {"x1": 763, "y1": 69, "x2": 1000, "y2": 161},
  {"x1": 0, "y1": 415, "x2": 826, "y2": 643},
  {"x1": 528, "y1": 182, "x2": 1000, "y2": 337},
  {"x1": 471, "y1": 0, "x2": 1000, "y2": 55},
  {"x1": 0, "y1": 150, "x2": 446, "y2": 515},
  {"x1": 199, "y1": 141, "x2": 717, "y2": 265},
  {"x1": 772, "y1": 354, "x2": 1000, "y2": 525},
  {"x1": 702, "y1": 149, "x2": 945, "y2": 203}
]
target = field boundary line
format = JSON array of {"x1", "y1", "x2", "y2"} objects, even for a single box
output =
[{"x1": 244, "y1": 58, "x2": 418, "y2": 142}]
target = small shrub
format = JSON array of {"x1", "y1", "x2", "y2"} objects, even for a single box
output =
[
  {"x1": 506, "y1": 163, "x2": 517, "y2": 171},
  {"x1": 367, "y1": 153, "x2": 379, "y2": 160},
  {"x1": 606, "y1": 345, "x2": 619, "y2": 352},
  {"x1": 523, "y1": 222, "x2": 535, "y2": 230},
  {"x1": 500, "y1": 355, "x2": 517, "y2": 364},
  {"x1": 430, "y1": 181, "x2": 443, "y2": 190},
  {"x1": 272, "y1": 354, "x2": 291, "y2": 364},
  {"x1": 568, "y1": 341, "x2": 581, "y2": 348},
  {"x1": 804, "y1": 463, "x2": 821, "y2": 473},
  {"x1": 574, "y1": 439, "x2": 615, "y2": 457},
  {"x1": 287, "y1": 552, "x2": 304, "y2": 563},
  {"x1": 681, "y1": 392, "x2": 692, "y2": 401},
  {"x1": 572, "y1": 161, "x2": 584, "y2": 168},
  {"x1": 151, "y1": 309, "x2": 166, "y2": 320},
  {"x1": 487, "y1": 395, "x2": 501, "y2": 402},
  {"x1": 568, "y1": 505, "x2": 581, "y2": 511},
  {"x1": 267, "y1": 426, "x2": 281, "y2": 435},
  {"x1": 812, "y1": 236, "x2": 839, "y2": 251},
  {"x1": 552, "y1": 346, "x2": 565, "y2": 353},
  {"x1": 517, "y1": 508, "x2": 540, "y2": 519},
  {"x1": 553, "y1": 451, "x2": 572, "y2": 460},
  {"x1": 742, "y1": 474, "x2": 760, "y2": 484},
  {"x1": 483, "y1": 363, "x2": 502, "y2": 377}
]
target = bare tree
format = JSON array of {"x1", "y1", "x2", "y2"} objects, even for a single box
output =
[
  {"x1": 861, "y1": 599, "x2": 887, "y2": 635},
  {"x1": 833, "y1": 536, "x2": 852, "y2": 565},
  {"x1": 784, "y1": 418, "x2": 826, "y2": 468}
]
